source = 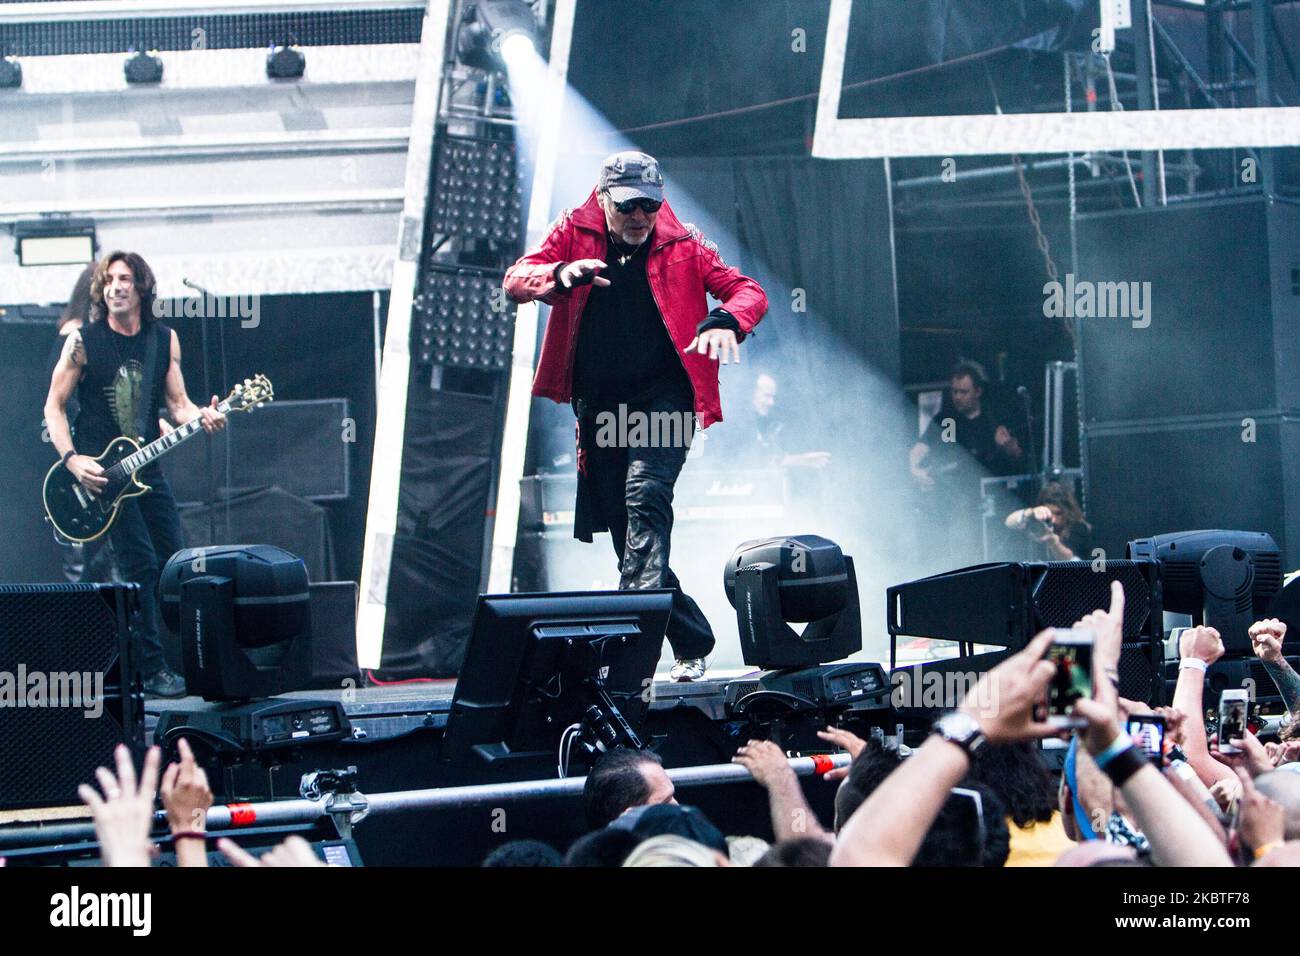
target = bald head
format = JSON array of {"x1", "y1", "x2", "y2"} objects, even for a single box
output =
[{"x1": 1253, "y1": 769, "x2": 1300, "y2": 840}]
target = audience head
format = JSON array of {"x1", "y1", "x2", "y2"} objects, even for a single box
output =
[
  {"x1": 564, "y1": 827, "x2": 644, "y2": 867},
  {"x1": 834, "y1": 741, "x2": 905, "y2": 832},
  {"x1": 623, "y1": 835, "x2": 725, "y2": 867},
  {"x1": 608, "y1": 803, "x2": 728, "y2": 854},
  {"x1": 968, "y1": 742, "x2": 1057, "y2": 828},
  {"x1": 482, "y1": 839, "x2": 563, "y2": 867},
  {"x1": 583, "y1": 748, "x2": 674, "y2": 830},
  {"x1": 754, "y1": 837, "x2": 832, "y2": 867},
  {"x1": 912, "y1": 782, "x2": 1010, "y2": 868},
  {"x1": 1253, "y1": 770, "x2": 1300, "y2": 840},
  {"x1": 834, "y1": 742, "x2": 1009, "y2": 866}
]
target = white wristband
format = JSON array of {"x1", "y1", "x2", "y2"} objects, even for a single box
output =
[{"x1": 1178, "y1": 658, "x2": 1208, "y2": 673}]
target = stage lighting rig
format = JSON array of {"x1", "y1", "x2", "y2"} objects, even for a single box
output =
[
  {"x1": 413, "y1": 266, "x2": 513, "y2": 370},
  {"x1": 456, "y1": 0, "x2": 540, "y2": 73},
  {"x1": 0, "y1": 56, "x2": 21, "y2": 90},
  {"x1": 1127, "y1": 530, "x2": 1282, "y2": 653},
  {"x1": 266, "y1": 43, "x2": 306, "y2": 80},
  {"x1": 428, "y1": 134, "x2": 524, "y2": 244},
  {"x1": 14, "y1": 219, "x2": 96, "y2": 266},
  {"x1": 124, "y1": 49, "x2": 164, "y2": 85},
  {"x1": 724, "y1": 535, "x2": 863, "y2": 670},
  {"x1": 160, "y1": 544, "x2": 313, "y2": 700}
]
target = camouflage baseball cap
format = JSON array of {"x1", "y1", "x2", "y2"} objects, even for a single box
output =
[{"x1": 598, "y1": 150, "x2": 664, "y2": 203}]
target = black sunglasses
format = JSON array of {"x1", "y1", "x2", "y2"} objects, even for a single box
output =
[{"x1": 610, "y1": 196, "x2": 662, "y2": 215}]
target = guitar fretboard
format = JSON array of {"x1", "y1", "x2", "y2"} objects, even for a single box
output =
[{"x1": 104, "y1": 400, "x2": 233, "y2": 479}]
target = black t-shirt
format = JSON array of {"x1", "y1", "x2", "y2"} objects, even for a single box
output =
[
  {"x1": 708, "y1": 405, "x2": 784, "y2": 468},
  {"x1": 571, "y1": 233, "x2": 692, "y2": 410},
  {"x1": 921, "y1": 408, "x2": 1022, "y2": 477},
  {"x1": 74, "y1": 319, "x2": 171, "y2": 453}
]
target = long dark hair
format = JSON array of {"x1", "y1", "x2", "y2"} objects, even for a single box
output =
[
  {"x1": 967, "y1": 742, "x2": 1057, "y2": 828},
  {"x1": 89, "y1": 251, "x2": 157, "y2": 325},
  {"x1": 1037, "y1": 480, "x2": 1090, "y2": 534},
  {"x1": 58, "y1": 263, "x2": 96, "y2": 332}
]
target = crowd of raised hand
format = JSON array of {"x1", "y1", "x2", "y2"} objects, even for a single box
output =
[{"x1": 39, "y1": 586, "x2": 1300, "y2": 868}]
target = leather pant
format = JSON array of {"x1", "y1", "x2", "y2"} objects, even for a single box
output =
[{"x1": 579, "y1": 396, "x2": 715, "y2": 660}]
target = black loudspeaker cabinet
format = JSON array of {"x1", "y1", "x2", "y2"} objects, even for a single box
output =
[
  {"x1": 177, "y1": 487, "x2": 334, "y2": 581},
  {"x1": 302, "y1": 581, "x2": 361, "y2": 691},
  {"x1": 0, "y1": 583, "x2": 144, "y2": 810},
  {"x1": 1077, "y1": 197, "x2": 1300, "y2": 564},
  {"x1": 167, "y1": 398, "x2": 351, "y2": 505},
  {"x1": 888, "y1": 559, "x2": 1165, "y2": 707}
]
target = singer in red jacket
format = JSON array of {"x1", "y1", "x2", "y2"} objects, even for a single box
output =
[{"x1": 505, "y1": 151, "x2": 768, "y2": 681}]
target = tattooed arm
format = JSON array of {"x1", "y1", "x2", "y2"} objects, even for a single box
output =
[
  {"x1": 1251, "y1": 619, "x2": 1300, "y2": 718},
  {"x1": 44, "y1": 329, "x2": 108, "y2": 494},
  {"x1": 44, "y1": 328, "x2": 85, "y2": 461}
]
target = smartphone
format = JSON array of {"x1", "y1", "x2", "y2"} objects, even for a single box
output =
[
  {"x1": 1126, "y1": 714, "x2": 1167, "y2": 766},
  {"x1": 1218, "y1": 689, "x2": 1249, "y2": 754},
  {"x1": 1046, "y1": 628, "x2": 1094, "y2": 724},
  {"x1": 948, "y1": 787, "x2": 986, "y2": 867}
]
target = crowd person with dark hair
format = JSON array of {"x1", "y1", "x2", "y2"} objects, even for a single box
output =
[
  {"x1": 968, "y1": 742, "x2": 1075, "y2": 866},
  {"x1": 754, "y1": 837, "x2": 832, "y2": 867},
  {"x1": 482, "y1": 840, "x2": 564, "y2": 867},
  {"x1": 831, "y1": 739, "x2": 1010, "y2": 866},
  {"x1": 1004, "y1": 481, "x2": 1092, "y2": 561},
  {"x1": 564, "y1": 827, "x2": 644, "y2": 867},
  {"x1": 44, "y1": 251, "x2": 226, "y2": 698},
  {"x1": 582, "y1": 748, "x2": 675, "y2": 830},
  {"x1": 505, "y1": 151, "x2": 767, "y2": 683}
]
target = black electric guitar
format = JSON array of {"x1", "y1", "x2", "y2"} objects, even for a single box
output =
[{"x1": 43, "y1": 374, "x2": 274, "y2": 543}]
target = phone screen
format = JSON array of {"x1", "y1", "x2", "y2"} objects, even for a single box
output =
[
  {"x1": 1126, "y1": 715, "x2": 1166, "y2": 765},
  {"x1": 1219, "y1": 694, "x2": 1248, "y2": 748},
  {"x1": 1047, "y1": 631, "x2": 1094, "y2": 715}
]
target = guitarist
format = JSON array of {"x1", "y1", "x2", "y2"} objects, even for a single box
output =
[{"x1": 43, "y1": 251, "x2": 225, "y2": 698}]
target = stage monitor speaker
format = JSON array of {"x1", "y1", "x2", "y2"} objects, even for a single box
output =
[
  {"x1": 167, "y1": 398, "x2": 351, "y2": 505},
  {"x1": 0, "y1": 583, "x2": 143, "y2": 810},
  {"x1": 177, "y1": 487, "x2": 334, "y2": 581},
  {"x1": 888, "y1": 559, "x2": 1165, "y2": 707}
]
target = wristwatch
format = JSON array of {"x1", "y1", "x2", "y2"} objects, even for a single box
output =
[{"x1": 932, "y1": 711, "x2": 987, "y2": 757}]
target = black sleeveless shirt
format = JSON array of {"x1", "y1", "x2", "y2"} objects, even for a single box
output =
[{"x1": 74, "y1": 319, "x2": 171, "y2": 452}]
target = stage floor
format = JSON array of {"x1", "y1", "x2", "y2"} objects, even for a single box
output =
[{"x1": 142, "y1": 668, "x2": 767, "y2": 743}]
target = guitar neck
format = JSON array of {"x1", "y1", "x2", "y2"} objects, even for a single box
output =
[{"x1": 116, "y1": 401, "x2": 232, "y2": 474}]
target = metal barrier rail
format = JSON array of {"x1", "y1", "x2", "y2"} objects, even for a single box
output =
[{"x1": 0, "y1": 753, "x2": 850, "y2": 851}]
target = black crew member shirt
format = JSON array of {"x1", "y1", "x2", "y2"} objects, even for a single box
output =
[{"x1": 570, "y1": 233, "x2": 693, "y2": 412}]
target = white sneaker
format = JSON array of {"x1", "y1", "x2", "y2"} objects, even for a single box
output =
[{"x1": 669, "y1": 657, "x2": 707, "y2": 682}]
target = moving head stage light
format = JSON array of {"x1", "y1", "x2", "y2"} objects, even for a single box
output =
[
  {"x1": 724, "y1": 534, "x2": 862, "y2": 670},
  {"x1": 1127, "y1": 530, "x2": 1282, "y2": 653},
  {"x1": 160, "y1": 544, "x2": 313, "y2": 700}
]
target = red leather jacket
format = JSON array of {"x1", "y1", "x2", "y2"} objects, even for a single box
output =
[{"x1": 504, "y1": 190, "x2": 768, "y2": 428}]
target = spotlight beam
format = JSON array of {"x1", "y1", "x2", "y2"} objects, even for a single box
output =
[{"x1": 486, "y1": 0, "x2": 576, "y2": 592}]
